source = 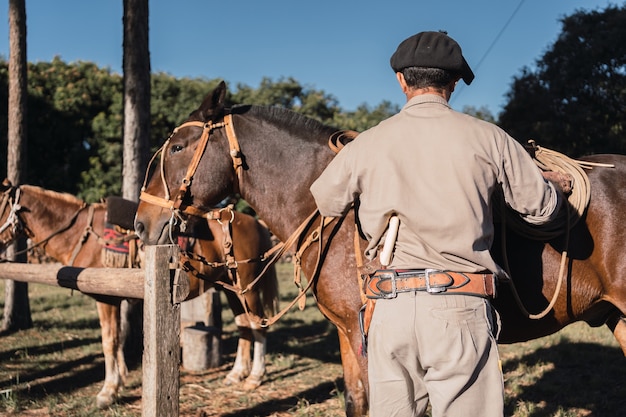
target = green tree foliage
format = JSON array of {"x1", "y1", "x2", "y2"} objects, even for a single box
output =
[
  {"x1": 499, "y1": 5, "x2": 626, "y2": 156},
  {"x1": 25, "y1": 58, "x2": 121, "y2": 196},
  {"x1": 462, "y1": 105, "x2": 496, "y2": 124},
  {"x1": 231, "y1": 76, "x2": 341, "y2": 124},
  {"x1": 1, "y1": 62, "x2": 394, "y2": 202},
  {"x1": 80, "y1": 73, "x2": 218, "y2": 201},
  {"x1": 78, "y1": 75, "x2": 123, "y2": 202},
  {"x1": 150, "y1": 74, "x2": 222, "y2": 145},
  {"x1": 333, "y1": 101, "x2": 399, "y2": 132}
]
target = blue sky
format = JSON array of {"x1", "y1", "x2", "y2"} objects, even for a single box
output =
[{"x1": 0, "y1": 0, "x2": 618, "y2": 115}]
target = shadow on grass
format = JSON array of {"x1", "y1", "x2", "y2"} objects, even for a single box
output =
[
  {"x1": 2, "y1": 353, "x2": 106, "y2": 398},
  {"x1": 1, "y1": 279, "x2": 342, "y2": 413},
  {"x1": 221, "y1": 319, "x2": 341, "y2": 365},
  {"x1": 217, "y1": 377, "x2": 345, "y2": 417},
  {"x1": 34, "y1": 317, "x2": 101, "y2": 331},
  {"x1": 0, "y1": 336, "x2": 101, "y2": 363},
  {"x1": 503, "y1": 341, "x2": 626, "y2": 416}
]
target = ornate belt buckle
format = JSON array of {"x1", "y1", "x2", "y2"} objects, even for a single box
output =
[
  {"x1": 425, "y1": 269, "x2": 446, "y2": 294},
  {"x1": 374, "y1": 270, "x2": 397, "y2": 299}
]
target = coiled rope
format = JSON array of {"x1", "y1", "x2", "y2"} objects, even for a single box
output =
[
  {"x1": 499, "y1": 140, "x2": 614, "y2": 319},
  {"x1": 501, "y1": 140, "x2": 592, "y2": 240}
]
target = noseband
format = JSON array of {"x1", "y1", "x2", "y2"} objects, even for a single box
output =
[{"x1": 139, "y1": 113, "x2": 244, "y2": 231}]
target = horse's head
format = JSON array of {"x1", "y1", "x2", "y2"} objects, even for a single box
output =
[{"x1": 135, "y1": 81, "x2": 240, "y2": 245}]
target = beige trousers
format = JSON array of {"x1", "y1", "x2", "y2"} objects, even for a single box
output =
[{"x1": 367, "y1": 291, "x2": 504, "y2": 417}]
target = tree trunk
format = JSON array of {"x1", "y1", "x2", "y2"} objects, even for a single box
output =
[
  {"x1": 2, "y1": 0, "x2": 32, "y2": 332},
  {"x1": 120, "y1": 0, "x2": 151, "y2": 363},
  {"x1": 122, "y1": 0, "x2": 150, "y2": 202}
]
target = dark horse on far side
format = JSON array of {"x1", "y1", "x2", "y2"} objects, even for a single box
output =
[{"x1": 135, "y1": 81, "x2": 626, "y2": 417}]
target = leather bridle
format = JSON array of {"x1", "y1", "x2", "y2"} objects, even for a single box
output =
[
  {"x1": 138, "y1": 112, "x2": 354, "y2": 327},
  {"x1": 139, "y1": 113, "x2": 244, "y2": 235}
]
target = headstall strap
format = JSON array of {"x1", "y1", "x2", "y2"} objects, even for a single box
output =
[
  {"x1": 223, "y1": 114, "x2": 244, "y2": 194},
  {"x1": 173, "y1": 120, "x2": 215, "y2": 210},
  {"x1": 139, "y1": 190, "x2": 173, "y2": 210},
  {"x1": 140, "y1": 113, "x2": 243, "y2": 221}
]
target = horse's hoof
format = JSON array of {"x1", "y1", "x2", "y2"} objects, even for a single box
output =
[
  {"x1": 96, "y1": 392, "x2": 117, "y2": 409},
  {"x1": 223, "y1": 371, "x2": 245, "y2": 386},
  {"x1": 242, "y1": 374, "x2": 263, "y2": 391}
]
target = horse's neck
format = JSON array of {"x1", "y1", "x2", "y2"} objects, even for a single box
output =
[
  {"x1": 237, "y1": 118, "x2": 335, "y2": 242},
  {"x1": 21, "y1": 190, "x2": 90, "y2": 262}
]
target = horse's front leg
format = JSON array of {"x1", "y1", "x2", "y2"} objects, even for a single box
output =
[
  {"x1": 223, "y1": 287, "x2": 267, "y2": 389},
  {"x1": 222, "y1": 290, "x2": 254, "y2": 385},
  {"x1": 95, "y1": 301, "x2": 124, "y2": 409},
  {"x1": 242, "y1": 326, "x2": 267, "y2": 390},
  {"x1": 224, "y1": 312, "x2": 253, "y2": 385},
  {"x1": 242, "y1": 289, "x2": 268, "y2": 390},
  {"x1": 337, "y1": 326, "x2": 369, "y2": 417}
]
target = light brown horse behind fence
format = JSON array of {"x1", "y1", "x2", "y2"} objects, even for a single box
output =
[{"x1": 0, "y1": 181, "x2": 278, "y2": 408}]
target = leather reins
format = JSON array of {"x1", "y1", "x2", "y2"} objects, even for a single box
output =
[{"x1": 139, "y1": 114, "x2": 340, "y2": 328}]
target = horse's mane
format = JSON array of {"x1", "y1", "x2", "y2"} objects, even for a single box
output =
[
  {"x1": 21, "y1": 184, "x2": 85, "y2": 207},
  {"x1": 235, "y1": 104, "x2": 339, "y2": 141}
]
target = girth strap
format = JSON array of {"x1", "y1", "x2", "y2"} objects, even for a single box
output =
[{"x1": 69, "y1": 204, "x2": 94, "y2": 266}]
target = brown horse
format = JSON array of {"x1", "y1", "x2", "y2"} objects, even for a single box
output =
[
  {"x1": 0, "y1": 181, "x2": 278, "y2": 408},
  {"x1": 134, "y1": 81, "x2": 626, "y2": 417}
]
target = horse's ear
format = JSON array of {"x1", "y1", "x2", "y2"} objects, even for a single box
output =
[
  {"x1": 1, "y1": 178, "x2": 13, "y2": 191},
  {"x1": 198, "y1": 81, "x2": 227, "y2": 122}
]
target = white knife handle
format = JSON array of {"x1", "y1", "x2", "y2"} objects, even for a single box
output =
[{"x1": 380, "y1": 216, "x2": 399, "y2": 267}]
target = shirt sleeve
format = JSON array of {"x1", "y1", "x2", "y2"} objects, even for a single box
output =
[
  {"x1": 498, "y1": 135, "x2": 561, "y2": 225},
  {"x1": 310, "y1": 143, "x2": 360, "y2": 217}
]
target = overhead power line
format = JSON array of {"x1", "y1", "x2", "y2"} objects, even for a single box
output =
[{"x1": 451, "y1": 0, "x2": 527, "y2": 107}]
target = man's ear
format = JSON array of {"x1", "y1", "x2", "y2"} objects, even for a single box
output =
[{"x1": 396, "y1": 72, "x2": 409, "y2": 94}]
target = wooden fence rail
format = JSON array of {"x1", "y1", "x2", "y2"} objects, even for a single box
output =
[
  {"x1": 0, "y1": 262, "x2": 144, "y2": 298},
  {"x1": 0, "y1": 244, "x2": 186, "y2": 417}
]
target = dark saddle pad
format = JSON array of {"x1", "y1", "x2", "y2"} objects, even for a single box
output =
[{"x1": 106, "y1": 196, "x2": 138, "y2": 231}]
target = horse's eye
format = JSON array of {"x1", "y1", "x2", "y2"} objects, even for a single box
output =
[{"x1": 170, "y1": 144, "x2": 184, "y2": 154}]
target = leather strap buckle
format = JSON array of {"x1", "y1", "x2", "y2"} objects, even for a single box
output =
[
  {"x1": 365, "y1": 270, "x2": 398, "y2": 299},
  {"x1": 377, "y1": 270, "x2": 397, "y2": 299},
  {"x1": 424, "y1": 268, "x2": 447, "y2": 294}
]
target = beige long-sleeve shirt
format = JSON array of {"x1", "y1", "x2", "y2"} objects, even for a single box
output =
[{"x1": 310, "y1": 94, "x2": 559, "y2": 275}]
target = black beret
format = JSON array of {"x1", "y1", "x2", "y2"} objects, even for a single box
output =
[{"x1": 390, "y1": 31, "x2": 475, "y2": 85}]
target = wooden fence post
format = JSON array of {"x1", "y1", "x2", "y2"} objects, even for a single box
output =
[
  {"x1": 142, "y1": 245, "x2": 182, "y2": 417},
  {"x1": 0, "y1": 245, "x2": 191, "y2": 414}
]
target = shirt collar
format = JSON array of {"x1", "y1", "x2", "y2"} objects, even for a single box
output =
[{"x1": 403, "y1": 94, "x2": 451, "y2": 110}]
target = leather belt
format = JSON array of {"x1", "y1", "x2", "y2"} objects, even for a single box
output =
[{"x1": 365, "y1": 269, "x2": 496, "y2": 299}]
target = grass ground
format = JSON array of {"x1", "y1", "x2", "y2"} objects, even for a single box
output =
[{"x1": 0, "y1": 262, "x2": 624, "y2": 416}]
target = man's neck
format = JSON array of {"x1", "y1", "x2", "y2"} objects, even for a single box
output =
[{"x1": 406, "y1": 87, "x2": 449, "y2": 102}]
